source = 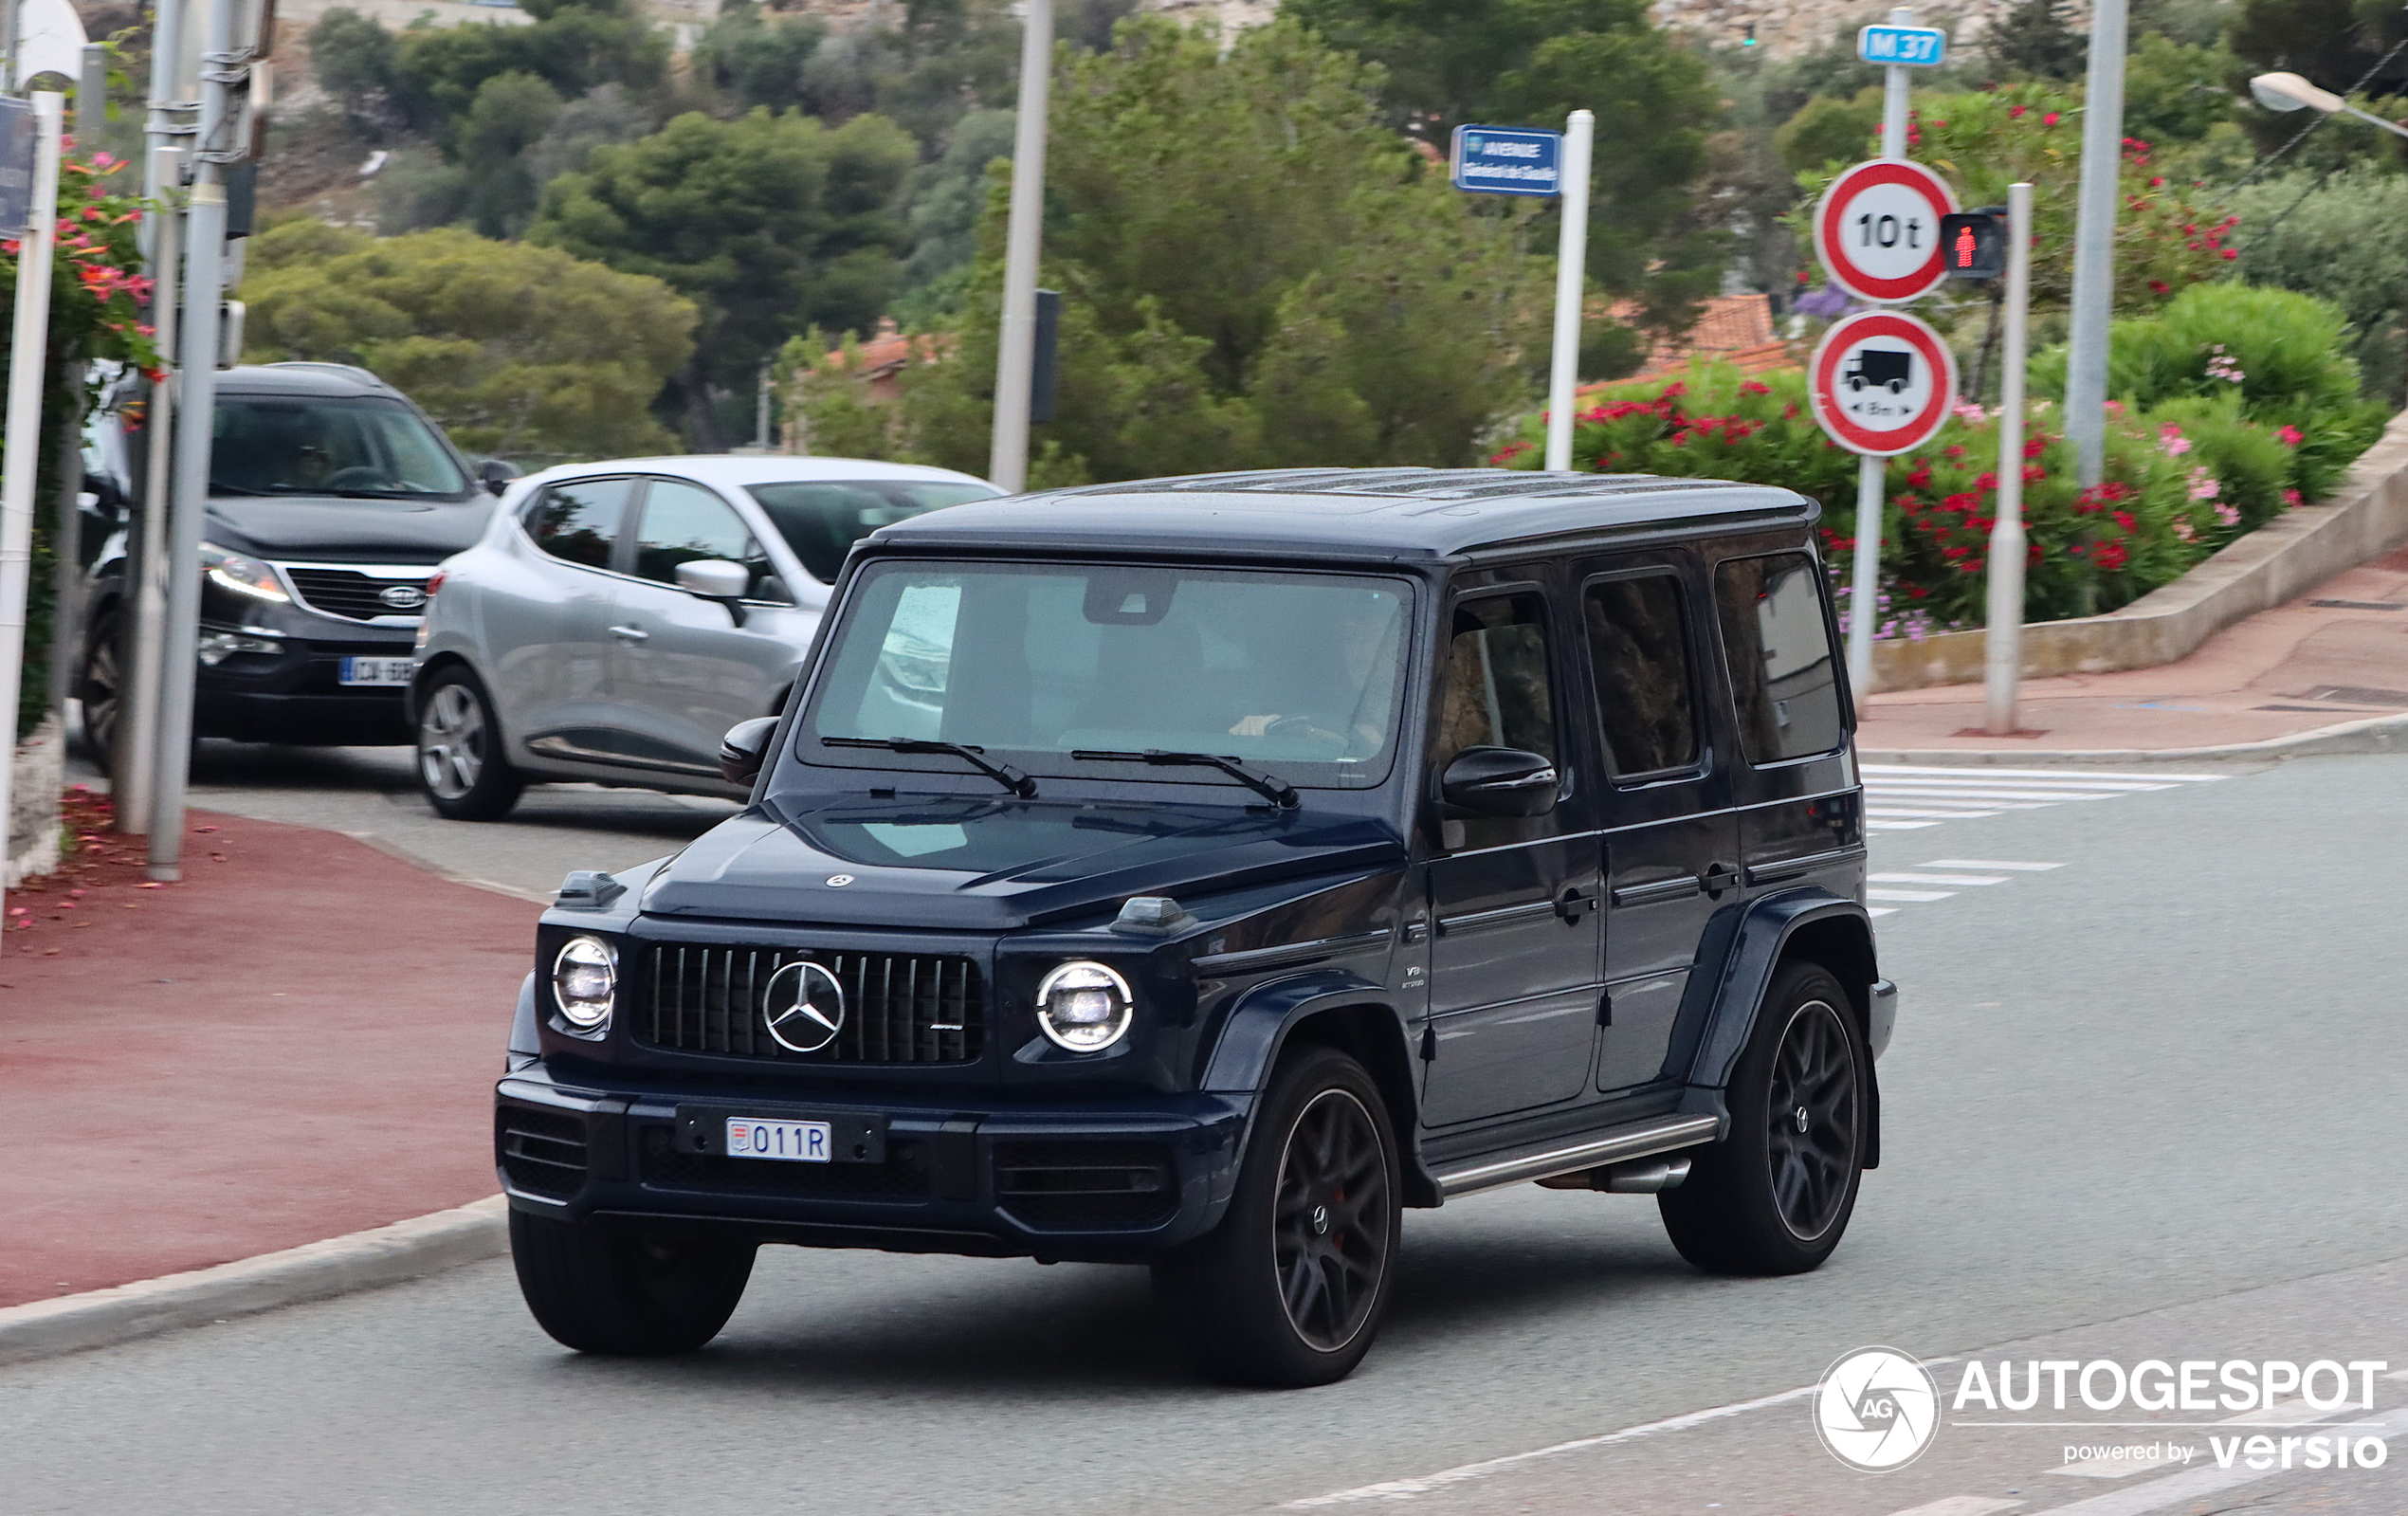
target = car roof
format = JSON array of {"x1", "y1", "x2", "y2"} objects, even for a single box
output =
[
  {"x1": 523, "y1": 454, "x2": 999, "y2": 491},
  {"x1": 871, "y1": 467, "x2": 1816, "y2": 560},
  {"x1": 215, "y1": 362, "x2": 401, "y2": 399}
]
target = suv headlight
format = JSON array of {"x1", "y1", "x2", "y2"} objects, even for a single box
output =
[
  {"x1": 201, "y1": 541, "x2": 289, "y2": 603},
  {"x1": 552, "y1": 936, "x2": 616, "y2": 1034},
  {"x1": 1034, "y1": 960, "x2": 1134, "y2": 1051}
]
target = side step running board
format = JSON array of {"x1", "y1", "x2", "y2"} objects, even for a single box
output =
[{"x1": 1432, "y1": 1113, "x2": 1724, "y2": 1200}]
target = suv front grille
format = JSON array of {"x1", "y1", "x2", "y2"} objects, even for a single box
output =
[
  {"x1": 994, "y1": 1142, "x2": 1177, "y2": 1231},
  {"x1": 284, "y1": 567, "x2": 429, "y2": 621},
  {"x1": 498, "y1": 1106, "x2": 589, "y2": 1199},
  {"x1": 639, "y1": 945, "x2": 983, "y2": 1064}
]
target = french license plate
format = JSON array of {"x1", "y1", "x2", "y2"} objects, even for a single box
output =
[
  {"x1": 338, "y1": 656, "x2": 415, "y2": 686},
  {"x1": 725, "y1": 1117, "x2": 833, "y2": 1163}
]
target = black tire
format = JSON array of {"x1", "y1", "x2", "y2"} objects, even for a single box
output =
[
  {"x1": 1658, "y1": 960, "x2": 1867, "y2": 1276},
  {"x1": 75, "y1": 606, "x2": 124, "y2": 769},
  {"x1": 416, "y1": 665, "x2": 524, "y2": 821},
  {"x1": 508, "y1": 1208, "x2": 757, "y2": 1356},
  {"x1": 1154, "y1": 1045, "x2": 1401, "y2": 1388}
]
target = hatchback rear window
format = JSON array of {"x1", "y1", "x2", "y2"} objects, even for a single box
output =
[{"x1": 748, "y1": 480, "x2": 998, "y2": 582}]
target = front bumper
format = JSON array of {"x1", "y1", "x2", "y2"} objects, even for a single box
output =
[
  {"x1": 496, "y1": 1064, "x2": 1254, "y2": 1262},
  {"x1": 193, "y1": 621, "x2": 415, "y2": 745}
]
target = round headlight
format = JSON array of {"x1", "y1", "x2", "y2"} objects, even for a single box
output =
[
  {"x1": 1034, "y1": 960, "x2": 1134, "y2": 1052},
  {"x1": 552, "y1": 936, "x2": 616, "y2": 1032}
]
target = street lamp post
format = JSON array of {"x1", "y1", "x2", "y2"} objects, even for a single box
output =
[
  {"x1": 2249, "y1": 71, "x2": 2408, "y2": 138},
  {"x1": 988, "y1": 0, "x2": 1052, "y2": 495}
]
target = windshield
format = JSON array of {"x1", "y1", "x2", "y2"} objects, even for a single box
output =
[
  {"x1": 806, "y1": 561, "x2": 1413, "y2": 791},
  {"x1": 210, "y1": 395, "x2": 471, "y2": 499},
  {"x1": 747, "y1": 480, "x2": 1000, "y2": 582}
]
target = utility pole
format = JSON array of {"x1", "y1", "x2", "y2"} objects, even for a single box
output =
[
  {"x1": 1541, "y1": 110, "x2": 1595, "y2": 473},
  {"x1": 1984, "y1": 182, "x2": 2034, "y2": 737},
  {"x1": 0, "y1": 91, "x2": 64, "y2": 930},
  {"x1": 149, "y1": 0, "x2": 236, "y2": 880},
  {"x1": 988, "y1": 0, "x2": 1051, "y2": 494},
  {"x1": 116, "y1": 0, "x2": 192, "y2": 832},
  {"x1": 2063, "y1": 0, "x2": 2128, "y2": 487}
]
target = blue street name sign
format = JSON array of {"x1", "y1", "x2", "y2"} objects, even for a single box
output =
[
  {"x1": 1857, "y1": 24, "x2": 1946, "y2": 65},
  {"x1": 1450, "y1": 124, "x2": 1563, "y2": 197},
  {"x1": 0, "y1": 99, "x2": 37, "y2": 236}
]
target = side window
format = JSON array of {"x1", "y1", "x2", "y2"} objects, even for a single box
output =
[
  {"x1": 1434, "y1": 593, "x2": 1556, "y2": 770},
  {"x1": 1583, "y1": 574, "x2": 1699, "y2": 776},
  {"x1": 629, "y1": 480, "x2": 779, "y2": 598},
  {"x1": 1715, "y1": 553, "x2": 1845, "y2": 763},
  {"x1": 522, "y1": 477, "x2": 631, "y2": 570}
]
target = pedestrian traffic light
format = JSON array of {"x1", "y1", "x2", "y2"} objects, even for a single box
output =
[{"x1": 1939, "y1": 210, "x2": 2007, "y2": 280}]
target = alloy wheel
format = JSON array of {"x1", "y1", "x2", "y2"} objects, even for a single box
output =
[
  {"x1": 1272, "y1": 1087, "x2": 1393, "y2": 1353},
  {"x1": 1766, "y1": 999, "x2": 1859, "y2": 1242},
  {"x1": 419, "y1": 684, "x2": 486, "y2": 800}
]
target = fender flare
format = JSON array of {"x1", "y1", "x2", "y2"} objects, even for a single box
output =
[
  {"x1": 1682, "y1": 887, "x2": 1883, "y2": 1169},
  {"x1": 507, "y1": 972, "x2": 540, "y2": 1062},
  {"x1": 1198, "y1": 969, "x2": 1434, "y2": 1203}
]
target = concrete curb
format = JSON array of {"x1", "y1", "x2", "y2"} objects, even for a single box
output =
[
  {"x1": 1859, "y1": 710, "x2": 2408, "y2": 766},
  {"x1": 1870, "y1": 408, "x2": 2408, "y2": 694},
  {"x1": 0, "y1": 1196, "x2": 507, "y2": 1367}
]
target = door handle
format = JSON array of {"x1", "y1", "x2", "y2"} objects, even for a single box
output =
[
  {"x1": 1699, "y1": 862, "x2": 1740, "y2": 899},
  {"x1": 609, "y1": 624, "x2": 649, "y2": 643},
  {"x1": 1557, "y1": 886, "x2": 1598, "y2": 923}
]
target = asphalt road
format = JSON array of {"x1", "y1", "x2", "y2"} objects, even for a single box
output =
[{"x1": 8, "y1": 750, "x2": 2408, "y2": 1515}]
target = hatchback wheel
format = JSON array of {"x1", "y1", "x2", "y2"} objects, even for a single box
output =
[
  {"x1": 1658, "y1": 960, "x2": 1866, "y2": 1275},
  {"x1": 417, "y1": 667, "x2": 523, "y2": 820},
  {"x1": 509, "y1": 1209, "x2": 756, "y2": 1356},
  {"x1": 1156, "y1": 1045, "x2": 1400, "y2": 1387}
]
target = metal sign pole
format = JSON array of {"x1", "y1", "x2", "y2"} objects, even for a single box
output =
[
  {"x1": 1542, "y1": 110, "x2": 1595, "y2": 473},
  {"x1": 2063, "y1": 0, "x2": 2128, "y2": 486},
  {"x1": 1983, "y1": 182, "x2": 2034, "y2": 736},
  {"x1": 148, "y1": 0, "x2": 235, "y2": 880},
  {"x1": 987, "y1": 0, "x2": 1052, "y2": 494},
  {"x1": 1846, "y1": 4, "x2": 1913, "y2": 714},
  {"x1": 0, "y1": 90, "x2": 63, "y2": 930},
  {"x1": 1879, "y1": 6, "x2": 1912, "y2": 157}
]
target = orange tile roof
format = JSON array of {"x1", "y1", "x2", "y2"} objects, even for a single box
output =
[{"x1": 1602, "y1": 293, "x2": 1791, "y2": 381}]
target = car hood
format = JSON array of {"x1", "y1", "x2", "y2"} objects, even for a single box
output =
[
  {"x1": 639, "y1": 796, "x2": 1410, "y2": 931},
  {"x1": 206, "y1": 494, "x2": 493, "y2": 564}
]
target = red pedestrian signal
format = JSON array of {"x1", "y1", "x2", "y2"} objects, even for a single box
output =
[{"x1": 1938, "y1": 210, "x2": 2006, "y2": 280}]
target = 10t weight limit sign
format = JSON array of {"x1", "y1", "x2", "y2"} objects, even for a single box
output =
[{"x1": 1813, "y1": 159, "x2": 1959, "y2": 303}]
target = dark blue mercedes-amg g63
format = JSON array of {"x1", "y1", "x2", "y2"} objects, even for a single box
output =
[{"x1": 494, "y1": 466, "x2": 1898, "y2": 1386}]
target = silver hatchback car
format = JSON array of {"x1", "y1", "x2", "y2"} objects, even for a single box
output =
[{"x1": 409, "y1": 455, "x2": 999, "y2": 819}]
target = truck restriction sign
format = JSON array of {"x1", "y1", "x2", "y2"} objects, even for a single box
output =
[
  {"x1": 1813, "y1": 158, "x2": 1959, "y2": 303},
  {"x1": 1809, "y1": 310, "x2": 1956, "y2": 456}
]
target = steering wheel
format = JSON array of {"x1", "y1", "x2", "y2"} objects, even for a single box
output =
[
  {"x1": 323, "y1": 466, "x2": 392, "y2": 490},
  {"x1": 1263, "y1": 714, "x2": 1351, "y2": 757}
]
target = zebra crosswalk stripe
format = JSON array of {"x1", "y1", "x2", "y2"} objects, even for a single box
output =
[{"x1": 1861, "y1": 764, "x2": 2226, "y2": 834}]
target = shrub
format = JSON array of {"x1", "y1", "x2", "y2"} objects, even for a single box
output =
[{"x1": 1493, "y1": 360, "x2": 2353, "y2": 632}]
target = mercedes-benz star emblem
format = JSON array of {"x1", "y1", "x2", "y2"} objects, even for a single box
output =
[
  {"x1": 761, "y1": 960, "x2": 847, "y2": 1053},
  {"x1": 378, "y1": 584, "x2": 428, "y2": 610}
]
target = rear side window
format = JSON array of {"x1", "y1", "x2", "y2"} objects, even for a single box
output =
[
  {"x1": 523, "y1": 477, "x2": 632, "y2": 570},
  {"x1": 1715, "y1": 553, "x2": 1845, "y2": 763},
  {"x1": 1434, "y1": 594, "x2": 1556, "y2": 769},
  {"x1": 1583, "y1": 575, "x2": 1699, "y2": 776}
]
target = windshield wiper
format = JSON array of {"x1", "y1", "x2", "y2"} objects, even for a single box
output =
[
  {"x1": 823, "y1": 737, "x2": 1037, "y2": 798},
  {"x1": 1069, "y1": 749, "x2": 1299, "y2": 810}
]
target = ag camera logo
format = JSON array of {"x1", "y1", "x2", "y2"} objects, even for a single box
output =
[{"x1": 1816, "y1": 1347, "x2": 1941, "y2": 1470}]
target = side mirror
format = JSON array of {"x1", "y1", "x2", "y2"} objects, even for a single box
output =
[
  {"x1": 1439, "y1": 745, "x2": 1559, "y2": 818},
  {"x1": 479, "y1": 458, "x2": 516, "y2": 498},
  {"x1": 675, "y1": 558, "x2": 752, "y2": 628},
  {"x1": 719, "y1": 716, "x2": 779, "y2": 785}
]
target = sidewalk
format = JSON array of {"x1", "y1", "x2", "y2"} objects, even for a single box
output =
[
  {"x1": 1860, "y1": 545, "x2": 2408, "y2": 754},
  {"x1": 0, "y1": 804, "x2": 538, "y2": 1309}
]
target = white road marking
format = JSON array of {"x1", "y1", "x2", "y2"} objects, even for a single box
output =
[
  {"x1": 1868, "y1": 888, "x2": 1955, "y2": 902},
  {"x1": 1869, "y1": 807, "x2": 2006, "y2": 819},
  {"x1": 1922, "y1": 859, "x2": 2067, "y2": 870},
  {"x1": 1883, "y1": 1500, "x2": 2024, "y2": 1516},
  {"x1": 1872, "y1": 871, "x2": 2008, "y2": 886},
  {"x1": 1858, "y1": 765, "x2": 2228, "y2": 834},
  {"x1": 1869, "y1": 906, "x2": 1899, "y2": 917},
  {"x1": 1870, "y1": 784, "x2": 2136, "y2": 802},
  {"x1": 1869, "y1": 820, "x2": 1942, "y2": 830}
]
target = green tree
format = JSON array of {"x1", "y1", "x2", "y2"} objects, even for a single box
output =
[
  {"x1": 456, "y1": 71, "x2": 565, "y2": 237},
  {"x1": 897, "y1": 107, "x2": 1015, "y2": 320},
  {"x1": 1282, "y1": 0, "x2": 1719, "y2": 327},
  {"x1": 1978, "y1": 0, "x2": 2089, "y2": 82},
  {"x1": 529, "y1": 107, "x2": 917, "y2": 447},
  {"x1": 2232, "y1": 166, "x2": 2408, "y2": 399},
  {"x1": 397, "y1": 0, "x2": 666, "y2": 133},
  {"x1": 694, "y1": 0, "x2": 830, "y2": 114},
  {"x1": 825, "y1": 19, "x2": 1543, "y2": 482},
  {"x1": 240, "y1": 220, "x2": 698, "y2": 462},
  {"x1": 308, "y1": 8, "x2": 410, "y2": 136}
]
